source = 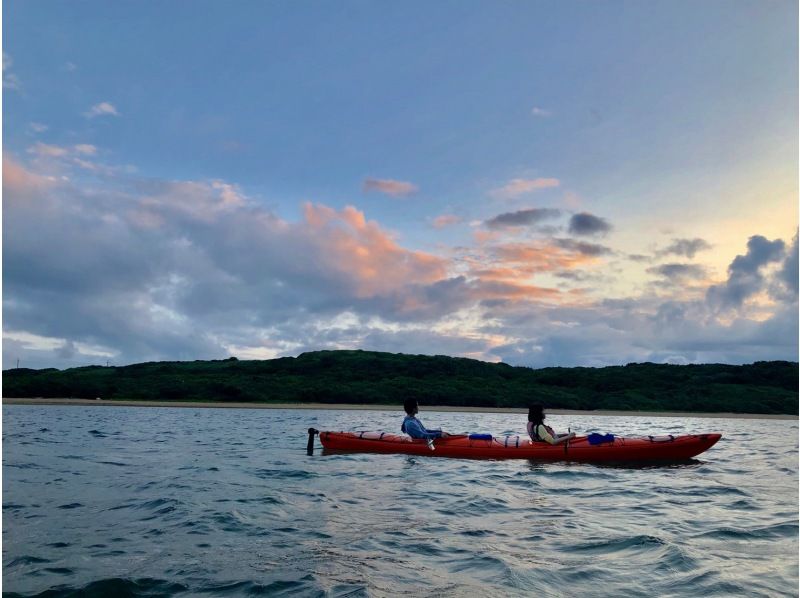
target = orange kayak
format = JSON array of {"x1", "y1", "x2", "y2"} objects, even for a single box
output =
[{"x1": 315, "y1": 431, "x2": 722, "y2": 461}]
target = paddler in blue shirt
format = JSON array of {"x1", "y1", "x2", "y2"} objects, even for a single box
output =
[{"x1": 401, "y1": 398, "x2": 451, "y2": 439}]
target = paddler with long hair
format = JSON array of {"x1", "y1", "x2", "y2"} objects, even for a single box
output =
[{"x1": 527, "y1": 404, "x2": 575, "y2": 445}]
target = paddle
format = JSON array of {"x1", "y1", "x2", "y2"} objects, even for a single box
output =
[{"x1": 307, "y1": 428, "x2": 319, "y2": 455}]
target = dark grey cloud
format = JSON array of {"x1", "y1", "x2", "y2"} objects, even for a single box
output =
[
  {"x1": 647, "y1": 263, "x2": 708, "y2": 281},
  {"x1": 773, "y1": 233, "x2": 798, "y2": 300},
  {"x1": 656, "y1": 238, "x2": 712, "y2": 259},
  {"x1": 553, "y1": 271, "x2": 588, "y2": 281},
  {"x1": 706, "y1": 235, "x2": 786, "y2": 310},
  {"x1": 553, "y1": 238, "x2": 613, "y2": 256},
  {"x1": 727, "y1": 235, "x2": 785, "y2": 274},
  {"x1": 56, "y1": 340, "x2": 77, "y2": 360},
  {"x1": 485, "y1": 208, "x2": 561, "y2": 229},
  {"x1": 350, "y1": 277, "x2": 475, "y2": 323},
  {"x1": 568, "y1": 212, "x2": 612, "y2": 236}
]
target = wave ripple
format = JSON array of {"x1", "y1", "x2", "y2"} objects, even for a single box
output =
[{"x1": 3, "y1": 405, "x2": 797, "y2": 597}]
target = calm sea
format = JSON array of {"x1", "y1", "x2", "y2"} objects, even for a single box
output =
[{"x1": 2, "y1": 405, "x2": 798, "y2": 597}]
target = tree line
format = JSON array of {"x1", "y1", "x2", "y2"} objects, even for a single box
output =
[{"x1": 3, "y1": 350, "x2": 797, "y2": 414}]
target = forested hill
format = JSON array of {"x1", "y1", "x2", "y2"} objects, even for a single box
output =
[{"x1": 3, "y1": 350, "x2": 798, "y2": 414}]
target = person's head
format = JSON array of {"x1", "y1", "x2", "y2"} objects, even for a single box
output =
[
  {"x1": 528, "y1": 404, "x2": 545, "y2": 424},
  {"x1": 403, "y1": 398, "x2": 419, "y2": 416}
]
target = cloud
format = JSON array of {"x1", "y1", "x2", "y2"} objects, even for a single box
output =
[
  {"x1": 29, "y1": 123, "x2": 48, "y2": 134},
  {"x1": 647, "y1": 263, "x2": 708, "y2": 282},
  {"x1": 771, "y1": 232, "x2": 798, "y2": 301},
  {"x1": 362, "y1": 177, "x2": 418, "y2": 197},
  {"x1": 531, "y1": 106, "x2": 552, "y2": 117},
  {"x1": 779, "y1": 233, "x2": 799, "y2": 294},
  {"x1": 85, "y1": 102, "x2": 119, "y2": 118},
  {"x1": 706, "y1": 235, "x2": 787, "y2": 310},
  {"x1": 568, "y1": 212, "x2": 612, "y2": 236},
  {"x1": 3, "y1": 152, "x2": 798, "y2": 369},
  {"x1": 3, "y1": 155, "x2": 56, "y2": 196},
  {"x1": 3, "y1": 158, "x2": 460, "y2": 367},
  {"x1": 431, "y1": 214, "x2": 462, "y2": 229},
  {"x1": 299, "y1": 202, "x2": 447, "y2": 298},
  {"x1": 552, "y1": 238, "x2": 613, "y2": 257},
  {"x1": 485, "y1": 208, "x2": 561, "y2": 229},
  {"x1": 469, "y1": 279, "x2": 563, "y2": 303},
  {"x1": 656, "y1": 238, "x2": 712, "y2": 259},
  {"x1": 627, "y1": 254, "x2": 652, "y2": 263},
  {"x1": 485, "y1": 290, "x2": 799, "y2": 368},
  {"x1": 553, "y1": 271, "x2": 588, "y2": 281},
  {"x1": 472, "y1": 239, "x2": 606, "y2": 279},
  {"x1": 23, "y1": 142, "x2": 124, "y2": 175},
  {"x1": 490, "y1": 178, "x2": 560, "y2": 199},
  {"x1": 74, "y1": 144, "x2": 98, "y2": 155},
  {"x1": 28, "y1": 142, "x2": 70, "y2": 158},
  {"x1": 3, "y1": 53, "x2": 21, "y2": 90}
]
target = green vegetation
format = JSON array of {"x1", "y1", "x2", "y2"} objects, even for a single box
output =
[{"x1": 3, "y1": 350, "x2": 797, "y2": 414}]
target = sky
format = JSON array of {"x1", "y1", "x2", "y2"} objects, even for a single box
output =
[{"x1": 2, "y1": 0, "x2": 798, "y2": 370}]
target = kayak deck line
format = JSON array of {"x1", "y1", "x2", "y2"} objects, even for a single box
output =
[{"x1": 309, "y1": 429, "x2": 722, "y2": 461}]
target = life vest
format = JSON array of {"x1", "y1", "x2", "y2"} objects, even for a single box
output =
[{"x1": 528, "y1": 422, "x2": 551, "y2": 442}]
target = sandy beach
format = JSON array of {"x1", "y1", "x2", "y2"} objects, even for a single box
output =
[{"x1": 2, "y1": 397, "x2": 796, "y2": 420}]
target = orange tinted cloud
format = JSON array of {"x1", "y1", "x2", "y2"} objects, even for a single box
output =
[
  {"x1": 491, "y1": 241, "x2": 599, "y2": 271},
  {"x1": 2, "y1": 155, "x2": 55, "y2": 195},
  {"x1": 473, "y1": 229, "x2": 505, "y2": 245},
  {"x1": 456, "y1": 238, "x2": 609, "y2": 303},
  {"x1": 302, "y1": 203, "x2": 447, "y2": 297},
  {"x1": 470, "y1": 279, "x2": 562, "y2": 302},
  {"x1": 470, "y1": 267, "x2": 524, "y2": 281}
]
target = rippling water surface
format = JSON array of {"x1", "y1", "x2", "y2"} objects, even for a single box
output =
[{"x1": 3, "y1": 405, "x2": 798, "y2": 597}]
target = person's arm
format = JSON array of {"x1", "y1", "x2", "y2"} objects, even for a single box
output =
[
  {"x1": 552, "y1": 433, "x2": 576, "y2": 445},
  {"x1": 537, "y1": 425, "x2": 575, "y2": 445},
  {"x1": 404, "y1": 418, "x2": 443, "y2": 439},
  {"x1": 416, "y1": 418, "x2": 447, "y2": 438}
]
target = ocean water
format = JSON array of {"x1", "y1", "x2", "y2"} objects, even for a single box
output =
[{"x1": 2, "y1": 405, "x2": 798, "y2": 597}]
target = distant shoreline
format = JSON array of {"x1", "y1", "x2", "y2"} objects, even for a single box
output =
[{"x1": 2, "y1": 397, "x2": 796, "y2": 420}]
